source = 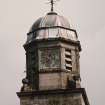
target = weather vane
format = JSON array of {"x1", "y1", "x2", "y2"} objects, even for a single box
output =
[{"x1": 48, "y1": 0, "x2": 60, "y2": 12}]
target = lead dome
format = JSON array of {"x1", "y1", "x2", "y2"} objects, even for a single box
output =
[{"x1": 27, "y1": 12, "x2": 78, "y2": 43}]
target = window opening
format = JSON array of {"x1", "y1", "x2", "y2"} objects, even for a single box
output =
[{"x1": 65, "y1": 48, "x2": 72, "y2": 71}]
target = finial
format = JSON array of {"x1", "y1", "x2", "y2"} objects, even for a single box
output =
[
  {"x1": 48, "y1": 0, "x2": 60, "y2": 12},
  {"x1": 51, "y1": 0, "x2": 54, "y2": 11}
]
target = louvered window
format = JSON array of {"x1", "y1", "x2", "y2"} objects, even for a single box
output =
[{"x1": 65, "y1": 49, "x2": 72, "y2": 71}]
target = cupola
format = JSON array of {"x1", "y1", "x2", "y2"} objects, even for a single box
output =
[{"x1": 27, "y1": 12, "x2": 78, "y2": 43}]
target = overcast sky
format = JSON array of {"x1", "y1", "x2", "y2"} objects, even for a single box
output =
[{"x1": 0, "y1": 0, "x2": 105, "y2": 105}]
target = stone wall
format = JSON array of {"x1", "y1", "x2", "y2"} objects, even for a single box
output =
[{"x1": 20, "y1": 92, "x2": 82, "y2": 105}]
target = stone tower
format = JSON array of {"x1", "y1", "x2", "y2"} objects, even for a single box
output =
[{"x1": 17, "y1": 2, "x2": 89, "y2": 105}]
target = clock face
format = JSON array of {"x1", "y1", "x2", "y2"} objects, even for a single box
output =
[{"x1": 39, "y1": 48, "x2": 60, "y2": 70}]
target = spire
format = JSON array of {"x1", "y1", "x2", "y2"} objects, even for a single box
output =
[
  {"x1": 48, "y1": 0, "x2": 60, "y2": 12},
  {"x1": 51, "y1": 0, "x2": 54, "y2": 11}
]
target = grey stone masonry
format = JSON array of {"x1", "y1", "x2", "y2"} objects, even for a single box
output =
[
  {"x1": 17, "y1": 88, "x2": 89, "y2": 105},
  {"x1": 23, "y1": 38, "x2": 81, "y2": 90}
]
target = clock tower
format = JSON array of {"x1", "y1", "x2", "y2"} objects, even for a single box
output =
[{"x1": 17, "y1": 2, "x2": 89, "y2": 105}]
